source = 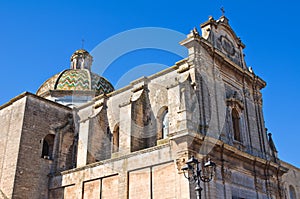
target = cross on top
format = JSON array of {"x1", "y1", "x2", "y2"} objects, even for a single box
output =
[
  {"x1": 81, "y1": 38, "x2": 85, "y2": 49},
  {"x1": 221, "y1": 7, "x2": 225, "y2": 16}
]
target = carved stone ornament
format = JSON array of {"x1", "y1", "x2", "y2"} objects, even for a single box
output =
[
  {"x1": 176, "y1": 157, "x2": 187, "y2": 173},
  {"x1": 220, "y1": 35, "x2": 235, "y2": 56},
  {"x1": 253, "y1": 91, "x2": 263, "y2": 105},
  {"x1": 226, "y1": 91, "x2": 244, "y2": 110}
]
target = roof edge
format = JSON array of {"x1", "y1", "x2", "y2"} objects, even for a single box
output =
[{"x1": 0, "y1": 92, "x2": 72, "y2": 111}]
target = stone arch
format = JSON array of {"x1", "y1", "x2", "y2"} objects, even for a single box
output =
[
  {"x1": 157, "y1": 106, "x2": 169, "y2": 140},
  {"x1": 112, "y1": 123, "x2": 120, "y2": 153},
  {"x1": 41, "y1": 134, "x2": 55, "y2": 159}
]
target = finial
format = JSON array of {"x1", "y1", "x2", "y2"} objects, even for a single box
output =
[
  {"x1": 81, "y1": 38, "x2": 85, "y2": 49},
  {"x1": 268, "y1": 132, "x2": 273, "y2": 139},
  {"x1": 192, "y1": 27, "x2": 199, "y2": 35},
  {"x1": 221, "y1": 7, "x2": 225, "y2": 16}
]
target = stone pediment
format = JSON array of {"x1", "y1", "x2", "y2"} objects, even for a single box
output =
[{"x1": 201, "y1": 16, "x2": 246, "y2": 68}]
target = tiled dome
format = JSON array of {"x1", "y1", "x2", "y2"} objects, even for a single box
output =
[
  {"x1": 36, "y1": 49, "x2": 114, "y2": 97},
  {"x1": 36, "y1": 69, "x2": 114, "y2": 96}
]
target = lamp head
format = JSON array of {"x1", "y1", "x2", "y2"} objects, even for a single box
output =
[
  {"x1": 186, "y1": 156, "x2": 199, "y2": 165},
  {"x1": 204, "y1": 159, "x2": 216, "y2": 168},
  {"x1": 181, "y1": 164, "x2": 192, "y2": 171}
]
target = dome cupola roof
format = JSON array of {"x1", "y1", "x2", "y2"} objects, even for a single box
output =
[{"x1": 36, "y1": 49, "x2": 114, "y2": 98}]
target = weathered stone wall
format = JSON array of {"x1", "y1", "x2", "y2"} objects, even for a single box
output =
[
  {"x1": 76, "y1": 69, "x2": 179, "y2": 167},
  {"x1": 131, "y1": 89, "x2": 156, "y2": 152},
  {"x1": 50, "y1": 144, "x2": 190, "y2": 199},
  {"x1": 0, "y1": 96, "x2": 26, "y2": 199},
  {"x1": 51, "y1": 134, "x2": 285, "y2": 199},
  {"x1": 281, "y1": 161, "x2": 300, "y2": 199},
  {"x1": 87, "y1": 105, "x2": 111, "y2": 163},
  {"x1": 6, "y1": 94, "x2": 73, "y2": 199},
  {"x1": 181, "y1": 24, "x2": 271, "y2": 160}
]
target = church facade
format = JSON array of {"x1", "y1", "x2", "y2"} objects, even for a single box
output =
[{"x1": 0, "y1": 15, "x2": 299, "y2": 199}]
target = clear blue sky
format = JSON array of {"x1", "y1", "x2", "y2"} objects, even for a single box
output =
[{"x1": 0, "y1": 0, "x2": 299, "y2": 168}]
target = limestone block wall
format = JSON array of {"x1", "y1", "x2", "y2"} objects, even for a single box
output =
[
  {"x1": 53, "y1": 133, "x2": 285, "y2": 199},
  {"x1": 2, "y1": 94, "x2": 73, "y2": 199},
  {"x1": 0, "y1": 96, "x2": 26, "y2": 199},
  {"x1": 49, "y1": 144, "x2": 190, "y2": 199}
]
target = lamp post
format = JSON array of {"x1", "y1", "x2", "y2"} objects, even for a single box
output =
[{"x1": 181, "y1": 156, "x2": 216, "y2": 199}]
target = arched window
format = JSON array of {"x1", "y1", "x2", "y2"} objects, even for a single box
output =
[
  {"x1": 113, "y1": 125, "x2": 120, "y2": 153},
  {"x1": 289, "y1": 185, "x2": 297, "y2": 199},
  {"x1": 162, "y1": 110, "x2": 169, "y2": 139},
  {"x1": 157, "y1": 107, "x2": 169, "y2": 141},
  {"x1": 232, "y1": 109, "x2": 241, "y2": 142},
  {"x1": 41, "y1": 134, "x2": 55, "y2": 159}
]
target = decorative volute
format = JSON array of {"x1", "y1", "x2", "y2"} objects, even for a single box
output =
[{"x1": 70, "y1": 49, "x2": 93, "y2": 71}]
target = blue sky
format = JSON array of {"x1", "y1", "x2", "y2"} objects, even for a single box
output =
[{"x1": 0, "y1": 0, "x2": 299, "y2": 167}]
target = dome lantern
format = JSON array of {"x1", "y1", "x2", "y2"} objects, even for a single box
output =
[{"x1": 70, "y1": 49, "x2": 93, "y2": 71}]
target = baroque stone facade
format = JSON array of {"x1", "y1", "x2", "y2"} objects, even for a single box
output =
[{"x1": 0, "y1": 15, "x2": 299, "y2": 199}]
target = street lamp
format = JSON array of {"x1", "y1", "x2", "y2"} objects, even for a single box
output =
[{"x1": 181, "y1": 156, "x2": 216, "y2": 199}]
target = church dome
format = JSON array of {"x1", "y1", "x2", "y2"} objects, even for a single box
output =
[
  {"x1": 36, "y1": 69, "x2": 114, "y2": 96},
  {"x1": 36, "y1": 49, "x2": 114, "y2": 98}
]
